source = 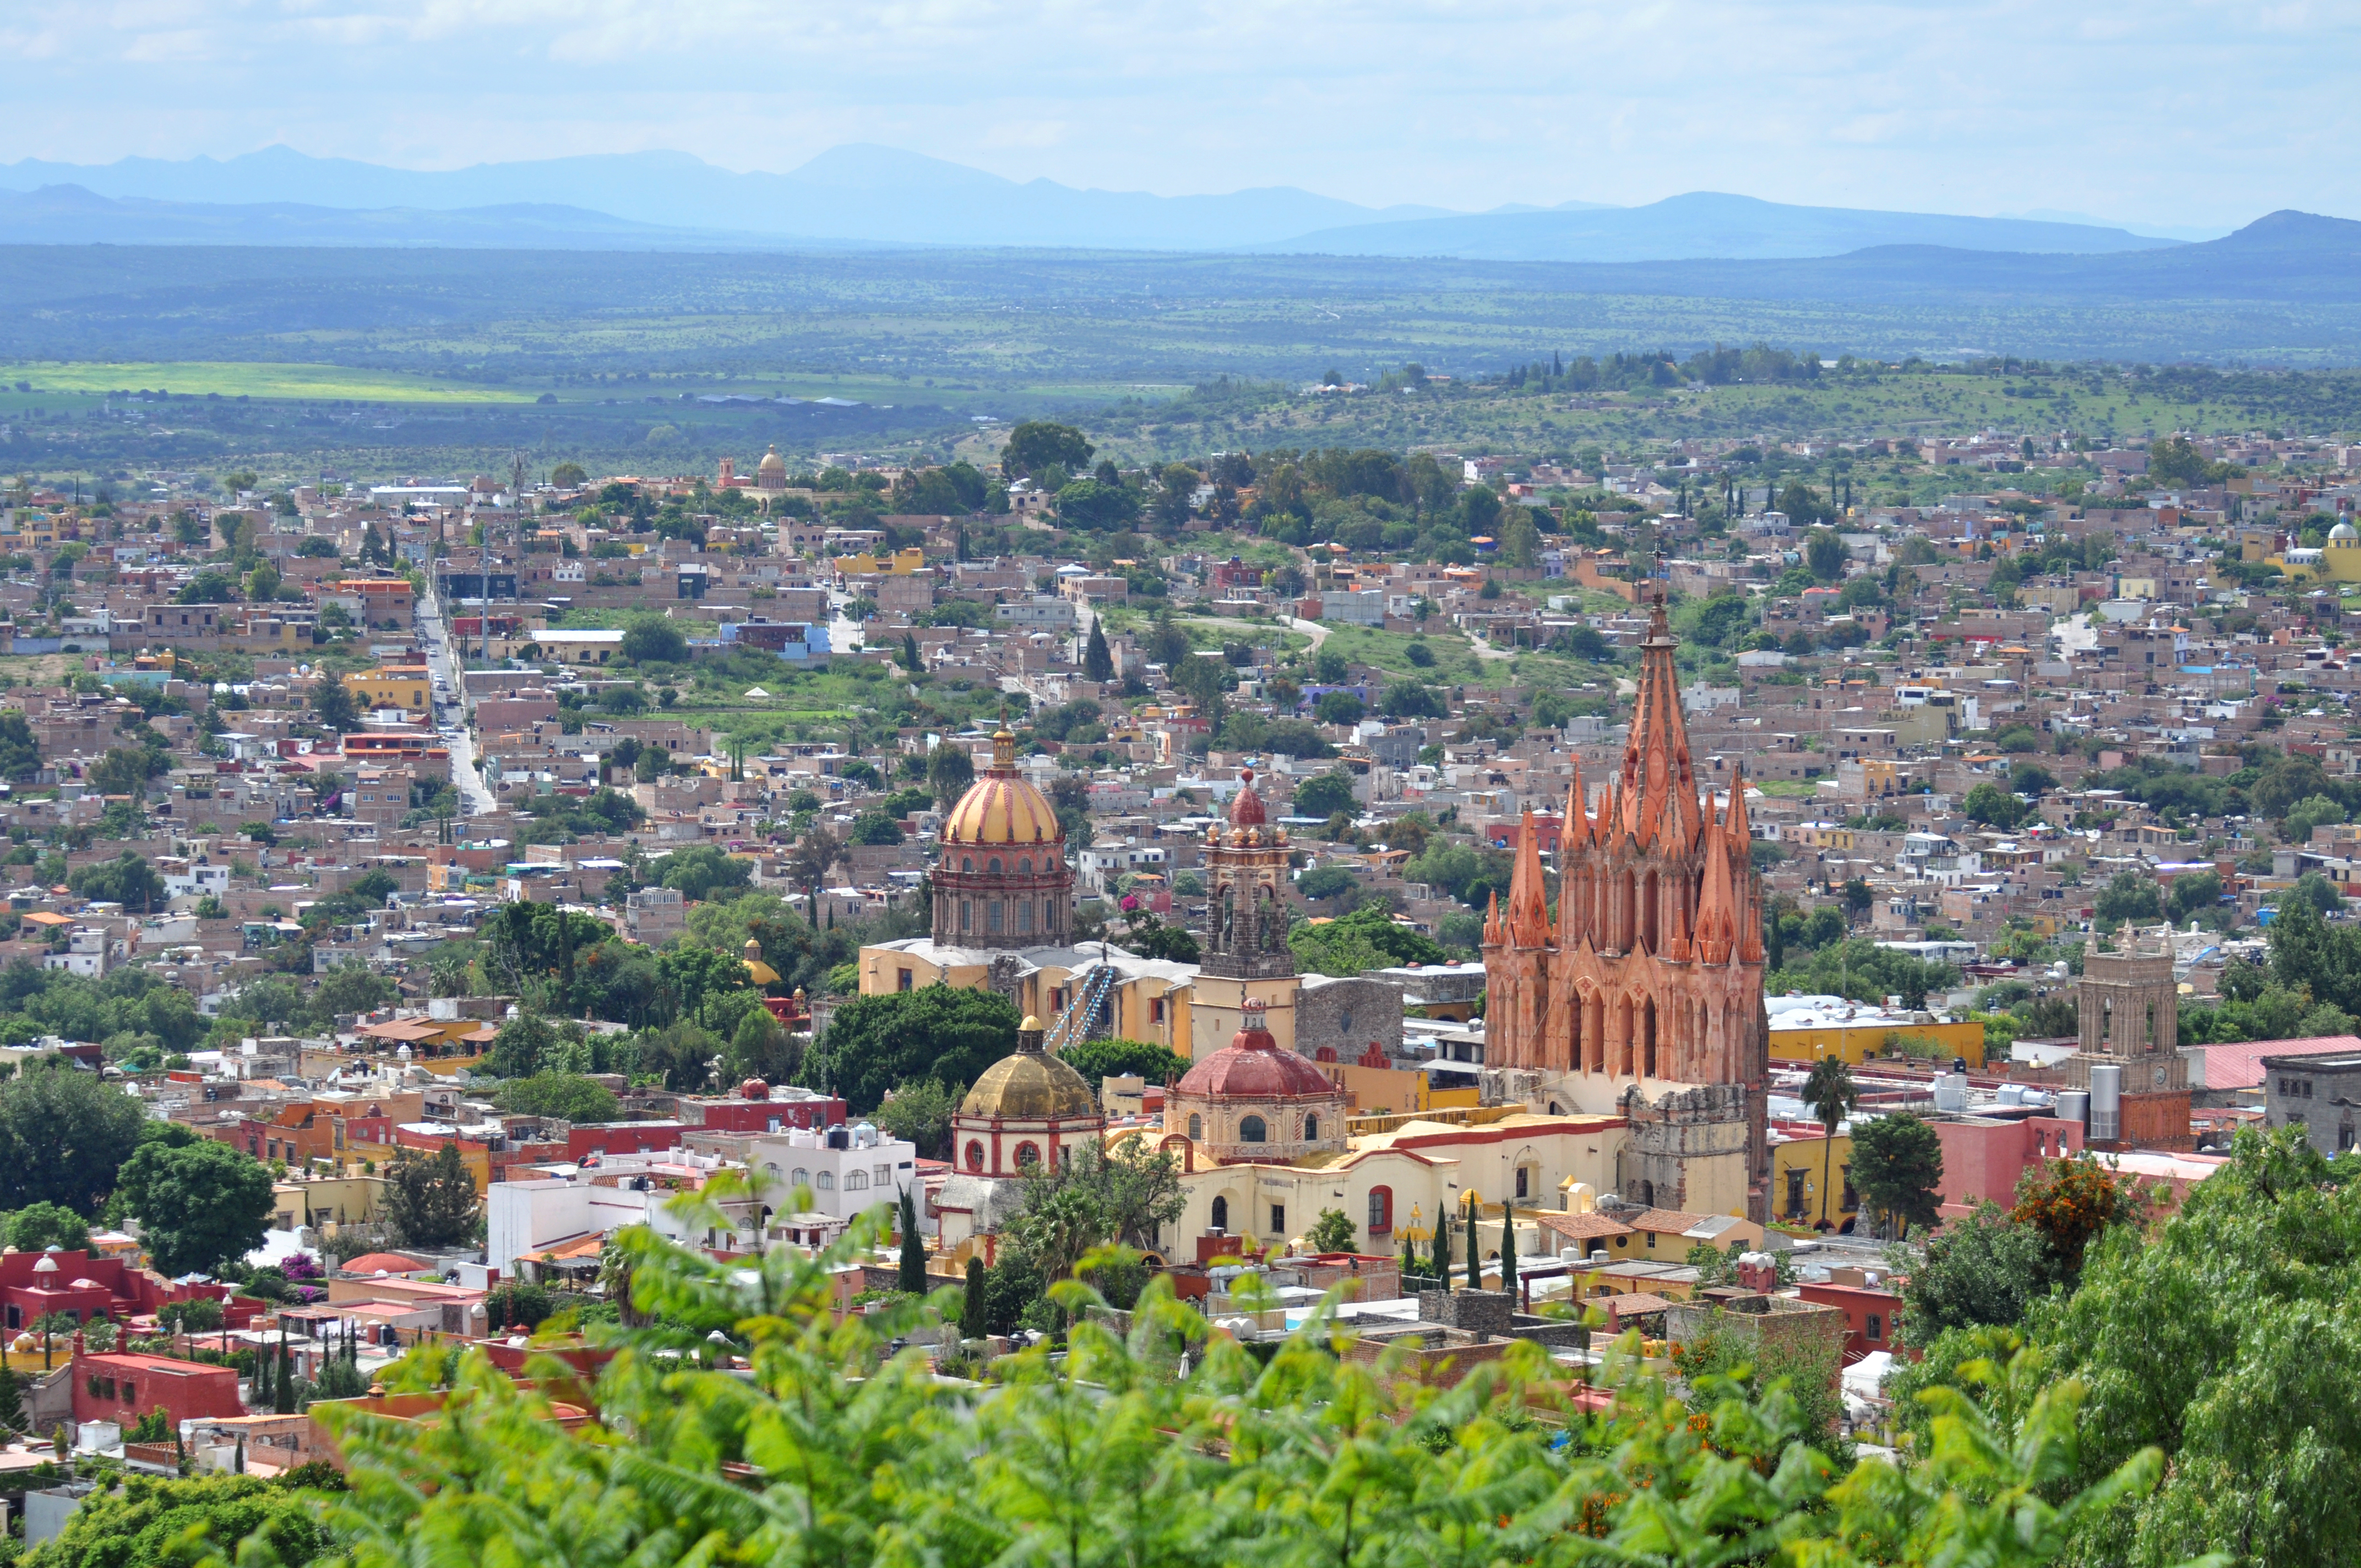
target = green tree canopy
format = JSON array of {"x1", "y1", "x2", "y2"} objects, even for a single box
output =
[
  {"x1": 1291, "y1": 769, "x2": 1358, "y2": 819},
  {"x1": 1848, "y1": 1110, "x2": 1945, "y2": 1239},
  {"x1": 1962, "y1": 781, "x2": 2032, "y2": 831},
  {"x1": 1059, "y1": 1037, "x2": 1188, "y2": 1089},
  {"x1": 116, "y1": 1138, "x2": 275, "y2": 1276},
  {"x1": 619, "y1": 618, "x2": 689, "y2": 664},
  {"x1": 659, "y1": 844, "x2": 755, "y2": 903},
  {"x1": 382, "y1": 1142, "x2": 478, "y2": 1249},
  {"x1": 1000, "y1": 420, "x2": 1093, "y2": 481},
  {"x1": 800, "y1": 986, "x2": 1020, "y2": 1114},
  {"x1": 0, "y1": 1061, "x2": 148, "y2": 1215},
  {"x1": 494, "y1": 1072, "x2": 623, "y2": 1123},
  {"x1": 26, "y1": 1471, "x2": 330, "y2": 1568},
  {"x1": 5, "y1": 1201, "x2": 89, "y2": 1254}
]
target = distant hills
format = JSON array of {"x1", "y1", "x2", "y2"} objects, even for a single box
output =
[
  {"x1": 0, "y1": 144, "x2": 2201, "y2": 259},
  {"x1": 1260, "y1": 191, "x2": 2177, "y2": 262}
]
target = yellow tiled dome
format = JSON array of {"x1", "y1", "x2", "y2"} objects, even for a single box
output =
[
  {"x1": 960, "y1": 1036, "x2": 1097, "y2": 1121},
  {"x1": 757, "y1": 444, "x2": 787, "y2": 477},
  {"x1": 939, "y1": 727, "x2": 1064, "y2": 848}
]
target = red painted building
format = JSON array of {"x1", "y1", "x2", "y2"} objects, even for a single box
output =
[
  {"x1": 1798, "y1": 1267, "x2": 1909, "y2": 1363},
  {"x1": 70, "y1": 1352, "x2": 246, "y2": 1433},
  {"x1": 567, "y1": 1121, "x2": 687, "y2": 1161},
  {"x1": 678, "y1": 1082, "x2": 844, "y2": 1134},
  {"x1": 0, "y1": 1250, "x2": 258, "y2": 1332}
]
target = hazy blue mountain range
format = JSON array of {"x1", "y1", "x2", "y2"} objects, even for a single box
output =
[
  {"x1": 1261, "y1": 190, "x2": 2179, "y2": 262},
  {"x1": 0, "y1": 143, "x2": 2191, "y2": 259},
  {"x1": 0, "y1": 144, "x2": 1452, "y2": 251},
  {"x1": 0, "y1": 183, "x2": 763, "y2": 248}
]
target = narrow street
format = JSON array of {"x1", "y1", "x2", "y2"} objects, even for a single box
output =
[{"x1": 417, "y1": 583, "x2": 497, "y2": 816}]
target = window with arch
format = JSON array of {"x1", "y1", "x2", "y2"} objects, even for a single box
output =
[
  {"x1": 1302, "y1": 1113, "x2": 1319, "y2": 1142},
  {"x1": 988, "y1": 856, "x2": 1002, "y2": 875},
  {"x1": 763, "y1": 1162, "x2": 780, "y2": 1177},
  {"x1": 1211, "y1": 1194, "x2": 1230, "y2": 1231},
  {"x1": 791, "y1": 1168, "x2": 810, "y2": 1188},
  {"x1": 965, "y1": 1142, "x2": 984, "y2": 1172},
  {"x1": 1515, "y1": 1165, "x2": 1531, "y2": 1200},
  {"x1": 816, "y1": 1170, "x2": 835, "y2": 1190},
  {"x1": 1239, "y1": 1115, "x2": 1267, "y2": 1143},
  {"x1": 1018, "y1": 857, "x2": 1031, "y2": 874},
  {"x1": 845, "y1": 1170, "x2": 869, "y2": 1190},
  {"x1": 1014, "y1": 1142, "x2": 1041, "y2": 1168},
  {"x1": 962, "y1": 857, "x2": 974, "y2": 873},
  {"x1": 1367, "y1": 1185, "x2": 1392, "y2": 1233},
  {"x1": 1187, "y1": 1113, "x2": 1204, "y2": 1140}
]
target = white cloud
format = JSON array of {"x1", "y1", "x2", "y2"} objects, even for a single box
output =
[{"x1": 3, "y1": 0, "x2": 2358, "y2": 227}]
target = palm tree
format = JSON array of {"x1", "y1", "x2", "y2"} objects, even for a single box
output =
[{"x1": 1802, "y1": 1055, "x2": 1858, "y2": 1232}]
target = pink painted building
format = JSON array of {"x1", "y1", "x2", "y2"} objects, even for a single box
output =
[{"x1": 1930, "y1": 1114, "x2": 2085, "y2": 1218}]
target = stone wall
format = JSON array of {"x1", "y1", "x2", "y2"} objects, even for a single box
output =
[
  {"x1": 1617, "y1": 1081, "x2": 1753, "y2": 1217},
  {"x1": 1296, "y1": 975, "x2": 1405, "y2": 1062}
]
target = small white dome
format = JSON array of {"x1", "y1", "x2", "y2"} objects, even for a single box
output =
[{"x1": 2331, "y1": 522, "x2": 2357, "y2": 542}]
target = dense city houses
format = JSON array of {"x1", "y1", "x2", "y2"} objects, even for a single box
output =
[{"x1": 0, "y1": 412, "x2": 2349, "y2": 1544}]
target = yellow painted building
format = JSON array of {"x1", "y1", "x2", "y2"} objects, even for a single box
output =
[
  {"x1": 833, "y1": 546, "x2": 926, "y2": 575},
  {"x1": 1769, "y1": 1130, "x2": 1860, "y2": 1231},
  {"x1": 858, "y1": 945, "x2": 1192, "y2": 1055},
  {"x1": 344, "y1": 667, "x2": 432, "y2": 712},
  {"x1": 1767, "y1": 1014, "x2": 1986, "y2": 1069}
]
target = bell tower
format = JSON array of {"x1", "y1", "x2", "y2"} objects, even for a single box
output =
[{"x1": 1189, "y1": 766, "x2": 1302, "y2": 1059}]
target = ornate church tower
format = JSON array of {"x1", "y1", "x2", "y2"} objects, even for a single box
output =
[
  {"x1": 1483, "y1": 591, "x2": 1770, "y2": 1212},
  {"x1": 1188, "y1": 767, "x2": 1303, "y2": 1059}
]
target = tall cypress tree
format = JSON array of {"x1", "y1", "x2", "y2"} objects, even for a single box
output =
[
  {"x1": 897, "y1": 1188, "x2": 927, "y2": 1295},
  {"x1": 962, "y1": 1256, "x2": 986, "y2": 1336},
  {"x1": 1465, "y1": 1196, "x2": 1481, "y2": 1292},
  {"x1": 1501, "y1": 1210, "x2": 1519, "y2": 1298},
  {"x1": 1084, "y1": 619, "x2": 1114, "y2": 684},
  {"x1": 1432, "y1": 1211, "x2": 1451, "y2": 1286}
]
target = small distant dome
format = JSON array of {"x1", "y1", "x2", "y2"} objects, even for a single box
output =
[
  {"x1": 31, "y1": 1255, "x2": 57, "y2": 1275},
  {"x1": 1020, "y1": 1015, "x2": 1042, "y2": 1032},
  {"x1": 2332, "y1": 522, "x2": 2357, "y2": 542}
]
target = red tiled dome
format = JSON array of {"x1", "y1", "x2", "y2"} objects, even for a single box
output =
[
  {"x1": 1175, "y1": 1003, "x2": 1335, "y2": 1100},
  {"x1": 1228, "y1": 768, "x2": 1266, "y2": 827}
]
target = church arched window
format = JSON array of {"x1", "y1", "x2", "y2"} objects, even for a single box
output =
[
  {"x1": 1367, "y1": 1186, "x2": 1392, "y2": 1233},
  {"x1": 965, "y1": 1142, "x2": 984, "y2": 1172},
  {"x1": 988, "y1": 857, "x2": 1003, "y2": 875},
  {"x1": 1018, "y1": 900, "x2": 1033, "y2": 934},
  {"x1": 1188, "y1": 1113, "x2": 1203, "y2": 1140},
  {"x1": 1018, "y1": 857, "x2": 1031, "y2": 874},
  {"x1": 1302, "y1": 1114, "x2": 1319, "y2": 1142},
  {"x1": 962, "y1": 857, "x2": 974, "y2": 873},
  {"x1": 1014, "y1": 1142, "x2": 1041, "y2": 1168},
  {"x1": 1211, "y1": 1195, "x2": 1229, "y2": 1231},
  {"x1": 1240, "y1": 1115, "x2": 1267, "y2": 1143}
]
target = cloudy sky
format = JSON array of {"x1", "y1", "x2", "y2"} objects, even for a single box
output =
[{"x1": 6, "y1": 0, "x2": 2355, "y2": 227}]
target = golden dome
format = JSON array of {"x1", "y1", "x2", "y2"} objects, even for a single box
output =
[
  {"x1": 743, "y1": 938, "x2": 781, "y2": 988},
  {"x1": 940, "y1": 727, "x2": 1063, "y2": 848},
  {"x1": 757, "y1": 444, "x2": 787, "y2": 476},
  {"x1": 960, "y1": 1030, "x2": 1097, "y2": 1123}
]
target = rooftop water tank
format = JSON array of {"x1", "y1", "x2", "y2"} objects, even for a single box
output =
[{"x1": 2089, "y1": 1065, "x2": 2122, "y2": 1141}]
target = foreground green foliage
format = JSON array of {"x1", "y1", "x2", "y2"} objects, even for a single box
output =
[{"x1": 186, "y1": 1174, "x2": 2197, "y2": 1568}]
